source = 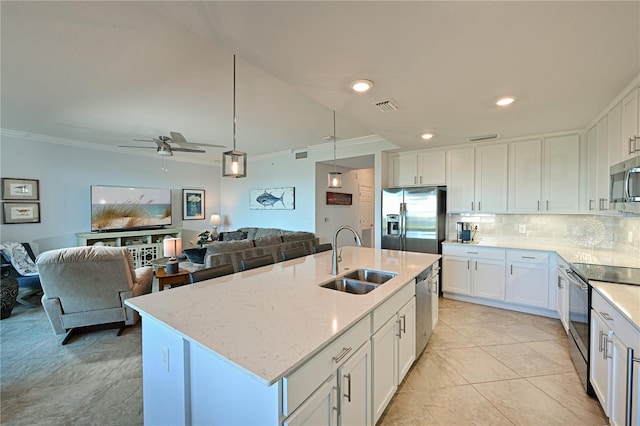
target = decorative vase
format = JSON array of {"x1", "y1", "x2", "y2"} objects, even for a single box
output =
[{"x1": 1, "y1": 277, "x2": 19, "y2": 319}]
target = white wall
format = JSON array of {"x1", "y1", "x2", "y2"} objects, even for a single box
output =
[
  {"x1": 315, "y1": 163, "x2": 374, "y2": 245},
  {"x1": 0, "y1": 134, "x2": 220, "y2": 253},
  {"x1": 218, "y1": 136, "x2": 397, "y2": 245}
]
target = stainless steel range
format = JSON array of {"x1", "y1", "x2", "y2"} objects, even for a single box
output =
[{"x1": 564, "y1": 262, "x2": 640, "y2": 397}]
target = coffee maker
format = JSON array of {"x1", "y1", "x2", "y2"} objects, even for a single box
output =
[{"x1": 456, "y1": 222, "x2": 475, "y2": 243}]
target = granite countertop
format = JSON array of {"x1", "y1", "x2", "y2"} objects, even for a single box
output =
[
  {"x1": 590, "y1": 281, "x2": 640, "y2": 332},
  {"x1": 442, "y1": 240, "x2": 640, "y2": 268},
  {"x1": 125, "y1": 246, "x2": 440, "y2": 386}
]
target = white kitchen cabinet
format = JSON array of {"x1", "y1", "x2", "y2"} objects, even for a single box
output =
[
  {"x1": 506, "y1": 250, "x2": 549, "y2": 308},
  {"x1": 587, "y1": 118, "x2": 610, "y2": 212},
  {"x1": 442, "y1": 246, "x2": 506, "y2": 301},
  {"x1": 397, "y1": 150, "x2": 446, "y2": 187},
  {"x1": 475, "y1": 144, "x2": 508, "y2": 213},
  {"x1": 371, "y1": 285, "x2": 415, "y2": 424},
  {"x1": 591, "y1": 289, "x2": 640, "y2": 426},
  {"x1": 284, "y1": 380, "x2": 337, "y2": 426},
  {"x1": 621, "y1": 86, "x2": 640, "y2": 161},
  {"x1": 609, "y1": 102, "x2": 623, "y2": 166},
  {"x1": 543, "y1": 134, "x2": 581, "y2": 213},
  {"x1": 508, "y1": 138, "x2": 543, "y2": 212},
  {"x1": 337, "y1": 341, "x2": 371, "y2": 426},
  {"x1": 446, "y1": 147, "x2": 475, "y2": 212}
]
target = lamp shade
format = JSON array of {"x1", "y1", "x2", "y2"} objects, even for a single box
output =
[
  {"x1": 209, "y1": 214, "x2": 222, "y2": 226},
  {"x1": 222, "y1": 150, "x2": 247, "y2": 178},
  {"x1": 163, "y1": 238, "x2": 182, "y2": 259}
]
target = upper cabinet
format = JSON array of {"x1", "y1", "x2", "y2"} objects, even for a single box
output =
[
  {"x1": 446, "y1": 145, "x2": 508, "y2": 213},
  {"x1": 508, "y1": 134, "x2": 580, "y2": 213},
  {"x1": 621, "y1": 86, "x2": 640, "y2": 161},
  {"x1": 587, "y1": 117, "x2": 610, "y2": 212},
  {"x1": 394, "y1": 150, "x2": 445, "y2": 187}
]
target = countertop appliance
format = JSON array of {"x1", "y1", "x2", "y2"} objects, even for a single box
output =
[
  {"x1": 415, "y1": 266, "x2": 433, "y2": 357},
  {"x1": 381, "y1": 186, "x2": 446, "y2": 255},
  {"x1": 610, "y1": 155, "x2": 640, "y2": 213},
  {"x1": 564, "y1": 262, "x2": 640, "y2": 398}
]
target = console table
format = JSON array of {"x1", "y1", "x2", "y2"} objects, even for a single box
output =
[{"x1": 76, "y1": 228, "x2": 181, "y2": 268}]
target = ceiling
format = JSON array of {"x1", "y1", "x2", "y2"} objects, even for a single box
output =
[{"x1": 2, "y1": 1, "x2": 639, "y2": 166}]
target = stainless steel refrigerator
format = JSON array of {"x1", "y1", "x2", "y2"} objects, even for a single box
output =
[{"x1": 381, "y1": 186, "x2": 446, "y2": 255}]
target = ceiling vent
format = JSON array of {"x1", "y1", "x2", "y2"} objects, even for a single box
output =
[
  {"x1": 467, "y1": 133, "x2": 499, "y2": 142},
  {"x1": 295, "y1": 151, "x2": 308, "y2": 160},
  {"x1": 374, "y1": 98, "x2": 399, "y2": 112}
]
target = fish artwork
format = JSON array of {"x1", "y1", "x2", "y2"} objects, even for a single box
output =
[{"x1": 256, "y1": 191, "x2": 285, "y2": 208}]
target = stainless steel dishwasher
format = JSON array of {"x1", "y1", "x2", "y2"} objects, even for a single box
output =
[{"x1": 415, "y1": 266, "x2": 433, "y2": 357}]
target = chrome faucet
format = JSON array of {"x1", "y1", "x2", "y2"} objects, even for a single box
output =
[{"x1": 332, "y1": 226, "x2": 363, "y2": 275}]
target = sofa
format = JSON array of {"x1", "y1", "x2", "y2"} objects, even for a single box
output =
[{"x1": 181, "y1": 227, "x2": 319, "y2": 273}]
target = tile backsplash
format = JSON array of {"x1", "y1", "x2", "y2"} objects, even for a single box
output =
[{"x1": 447, "y1": 214, "x2": 640, "y2": 253}]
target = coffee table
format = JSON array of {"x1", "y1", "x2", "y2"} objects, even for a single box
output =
[{"x1": 156, "y1": 267, "x2": 191, "y2": 291}]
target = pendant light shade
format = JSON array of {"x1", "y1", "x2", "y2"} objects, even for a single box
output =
[
  {"x1": 223, "y1": 54, "x2": 247, "y2": 178},
  {"x1": 328, "y1": 110, "x2": 342, "y2": 188}
]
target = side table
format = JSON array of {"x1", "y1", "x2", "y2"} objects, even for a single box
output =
[{"x1": 156, "y1": 267, "x2": 191, "y2": 291}]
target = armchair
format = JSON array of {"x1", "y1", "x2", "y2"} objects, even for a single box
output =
[
  {"x1": 36, "y1": 246, "x2": 153, "y2": 344},
  {"x1": 0, "y1": 242, "x2": 42, "y2": 307}
]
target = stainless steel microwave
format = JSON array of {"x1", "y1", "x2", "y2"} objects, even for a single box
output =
[{"x1": 610, "y1": 156, "x2": 640, "y2": 203}]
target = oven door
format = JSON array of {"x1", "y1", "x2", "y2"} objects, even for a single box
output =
[{"x1": 566, "y1": 269, "x2": 591, "y2": 391}]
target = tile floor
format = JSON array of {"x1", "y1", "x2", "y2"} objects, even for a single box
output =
[{"x1": 0, "y1": 297, "x2": 607, "y2": 425}]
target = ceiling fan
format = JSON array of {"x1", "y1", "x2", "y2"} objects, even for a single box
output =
[{"x1": 119, "y1": 131, "x2": 225, "y2": 156}]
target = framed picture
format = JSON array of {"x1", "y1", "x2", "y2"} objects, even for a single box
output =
[
  {"x1": 326, "y1": 191, "x2": 352, "y2": 206},
  {"x1": 2, "y1": 178, "x2": 39, "y2": 200},
  {"x1": 250, "y1": 187, "x2": 295, "y2": 210},
  {"x1": 183, "y1": 189, "x2": 205, "y2": 220},
  {"x1": 3, "y1": 202, "x2": 41, "y2": 224}
]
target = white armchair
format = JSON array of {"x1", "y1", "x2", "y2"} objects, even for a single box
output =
[{"x1": 36, "y1": 246, "x2": 153, "y2": 344}]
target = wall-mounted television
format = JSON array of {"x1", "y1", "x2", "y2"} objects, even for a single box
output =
[{"x1": 91, "y1": 185, "x2": 172, "y2": 232}]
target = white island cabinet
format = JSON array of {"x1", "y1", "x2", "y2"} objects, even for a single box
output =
[{"x1": 125, "y1": 247, "x2": 439, "y2": 426}]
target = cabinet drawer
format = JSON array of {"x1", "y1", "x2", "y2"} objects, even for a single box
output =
[
  {"x1": 372, "y1": 282, "x2": 415, "y2": 332},
  {"x1": 592, "y1": 289, "x2": 639, "y2": 350},
  {"x1": 442, "y1": 245, "x2": 505, "y2": 260},
  {"x1": 282, "y1": 314, "x2": 370, "y2": 416},
  {"x1": 507, "y1": 250, "x2": 549, "y2": 264}
]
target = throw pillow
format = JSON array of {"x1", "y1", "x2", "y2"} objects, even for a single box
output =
[
  {"x1": 220, "y1": 231, "x2": 248, "y2": 241},
  {"x1": 183, "y1": 248, "x2": 207, "y2": 264}
]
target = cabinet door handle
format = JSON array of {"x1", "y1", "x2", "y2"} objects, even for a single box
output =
[
  {"x1": 522, "y1": 256, "x2": 536, "y2": 259},
  {"x1": 343, "y1": 373, "x2": 352, "y2": 403},
  {"x1": 332, "y1": 347, "x2": 352, "y2": 363},
  {"x1": 414, "y1": 176, "x2": 417, "y2": 184},
  {"x1": 475, "y1": 260, "x2": 478, "y2": 271},
  {"x1": 510, "y1": 264, "x2": 513, "y2": 275},
  {"x1": 471, "y1": 201, "x2": 474, "y2": 211},
  {"x1": 546, "y1": 200, "x2": 549, "y2": 211},
  {"x1": 420, "y1": 176, "x2": 423, "y2": 184},
  {"x1": 401, "y1": 314, "x2": 406, "y2": 334},
  {"x1": 467, "y1": 260, "x2": 470, "y2": 269},
  {"x1": 589, "y1": 199, "x2": 595, "y2": 211},
  {"x1": 626, "y1": 347, "x2": 640, "y2": 426},
  {"x1": 332, "y1": 384, "x2": 340, "y2": 414},
  {"x1": 629, "y1": 137, "x2": 634, "y2": 155},
  {"x1": 478, "y1": 201, "x2": 481, "y2": 211},
  {"x1": 598, "y1": 330, "x2": 604, "y2": 353},
  {"x1": 600, "y1": 311, "x2": 614, "y2": 322},
  {"x1": 466, "y1": 251, "x2": 479, "y2": 254},
  {"x1": 396, "y1": 318, "x2": 403, "y2": 338},
  {"x1": 537, "y1": 200, "x2": 540, "y2": 211}
]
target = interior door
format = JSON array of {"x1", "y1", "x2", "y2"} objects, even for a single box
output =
[{"x1": 359, "y1": 184, "x2": 373, "y2": 248}]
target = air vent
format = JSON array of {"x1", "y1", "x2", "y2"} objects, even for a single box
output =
[
  {"x1": 467, "y1": 133, "x2": 499, "y2": 142},
  {"x1": 374, "y1": 98, "x2": 399, "y2": 112},
  {"x1": 295, "y1": 151, "x2": 308, "y2": 160}
]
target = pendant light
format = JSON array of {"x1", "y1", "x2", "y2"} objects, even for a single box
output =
[
  {"x1": 327, "y1": 110, "x2": 342, "y2": 188},
  {"x1": 223, "y1": 54, "x2": 247, "y2": 178}
]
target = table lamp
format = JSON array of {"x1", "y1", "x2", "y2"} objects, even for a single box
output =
[
  {"x1": 163, "y1": 237, "x2": 182, "y2": 275},
  {"x1": 210, "y1": 214, "x2": 222, "y2": 239}
]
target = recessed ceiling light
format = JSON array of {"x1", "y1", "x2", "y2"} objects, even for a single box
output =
[
  {"x1": 350, "y1": 79, "x2": 374, "y2": 93},
  {"x1": 496, "y1": 96, "x2": 516, "y2": 106},
  {"x1": 421, "y1": 133, "x2": 434, "y2": 140}
]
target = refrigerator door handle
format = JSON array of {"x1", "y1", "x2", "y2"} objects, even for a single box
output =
[{"x1": 400, "y1": 202, "x2": 407, "y2": 251}]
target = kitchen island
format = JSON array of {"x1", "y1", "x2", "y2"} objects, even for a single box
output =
[{"x1": 125, "y1": 246, "x2": 439, "y2": 425}]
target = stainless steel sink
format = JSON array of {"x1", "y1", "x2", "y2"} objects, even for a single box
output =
[
  {"x1": 320, "y1": 279, "x2": 378, "y2": 295},
  {"x1": 342, "y1": 269, "x2": 397, "y2": 284}
]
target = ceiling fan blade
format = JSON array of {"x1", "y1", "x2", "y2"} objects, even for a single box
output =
[
  {"x1": 169, "y1": 131, "x2": 187, "y2": 143},
  {"x1": 171, "y1": 147, "x2": 206, "y2": 153},
  {"x1": 132, "y1": 139, "x2": 156, "y2": 142},
  {"x1": 118, "y1": 145, "x2": 156, "y2": 149}
]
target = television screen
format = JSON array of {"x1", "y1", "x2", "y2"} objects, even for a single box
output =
[{"x1": 91, "y1": 185, "x2": 172, "y2": 232}]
